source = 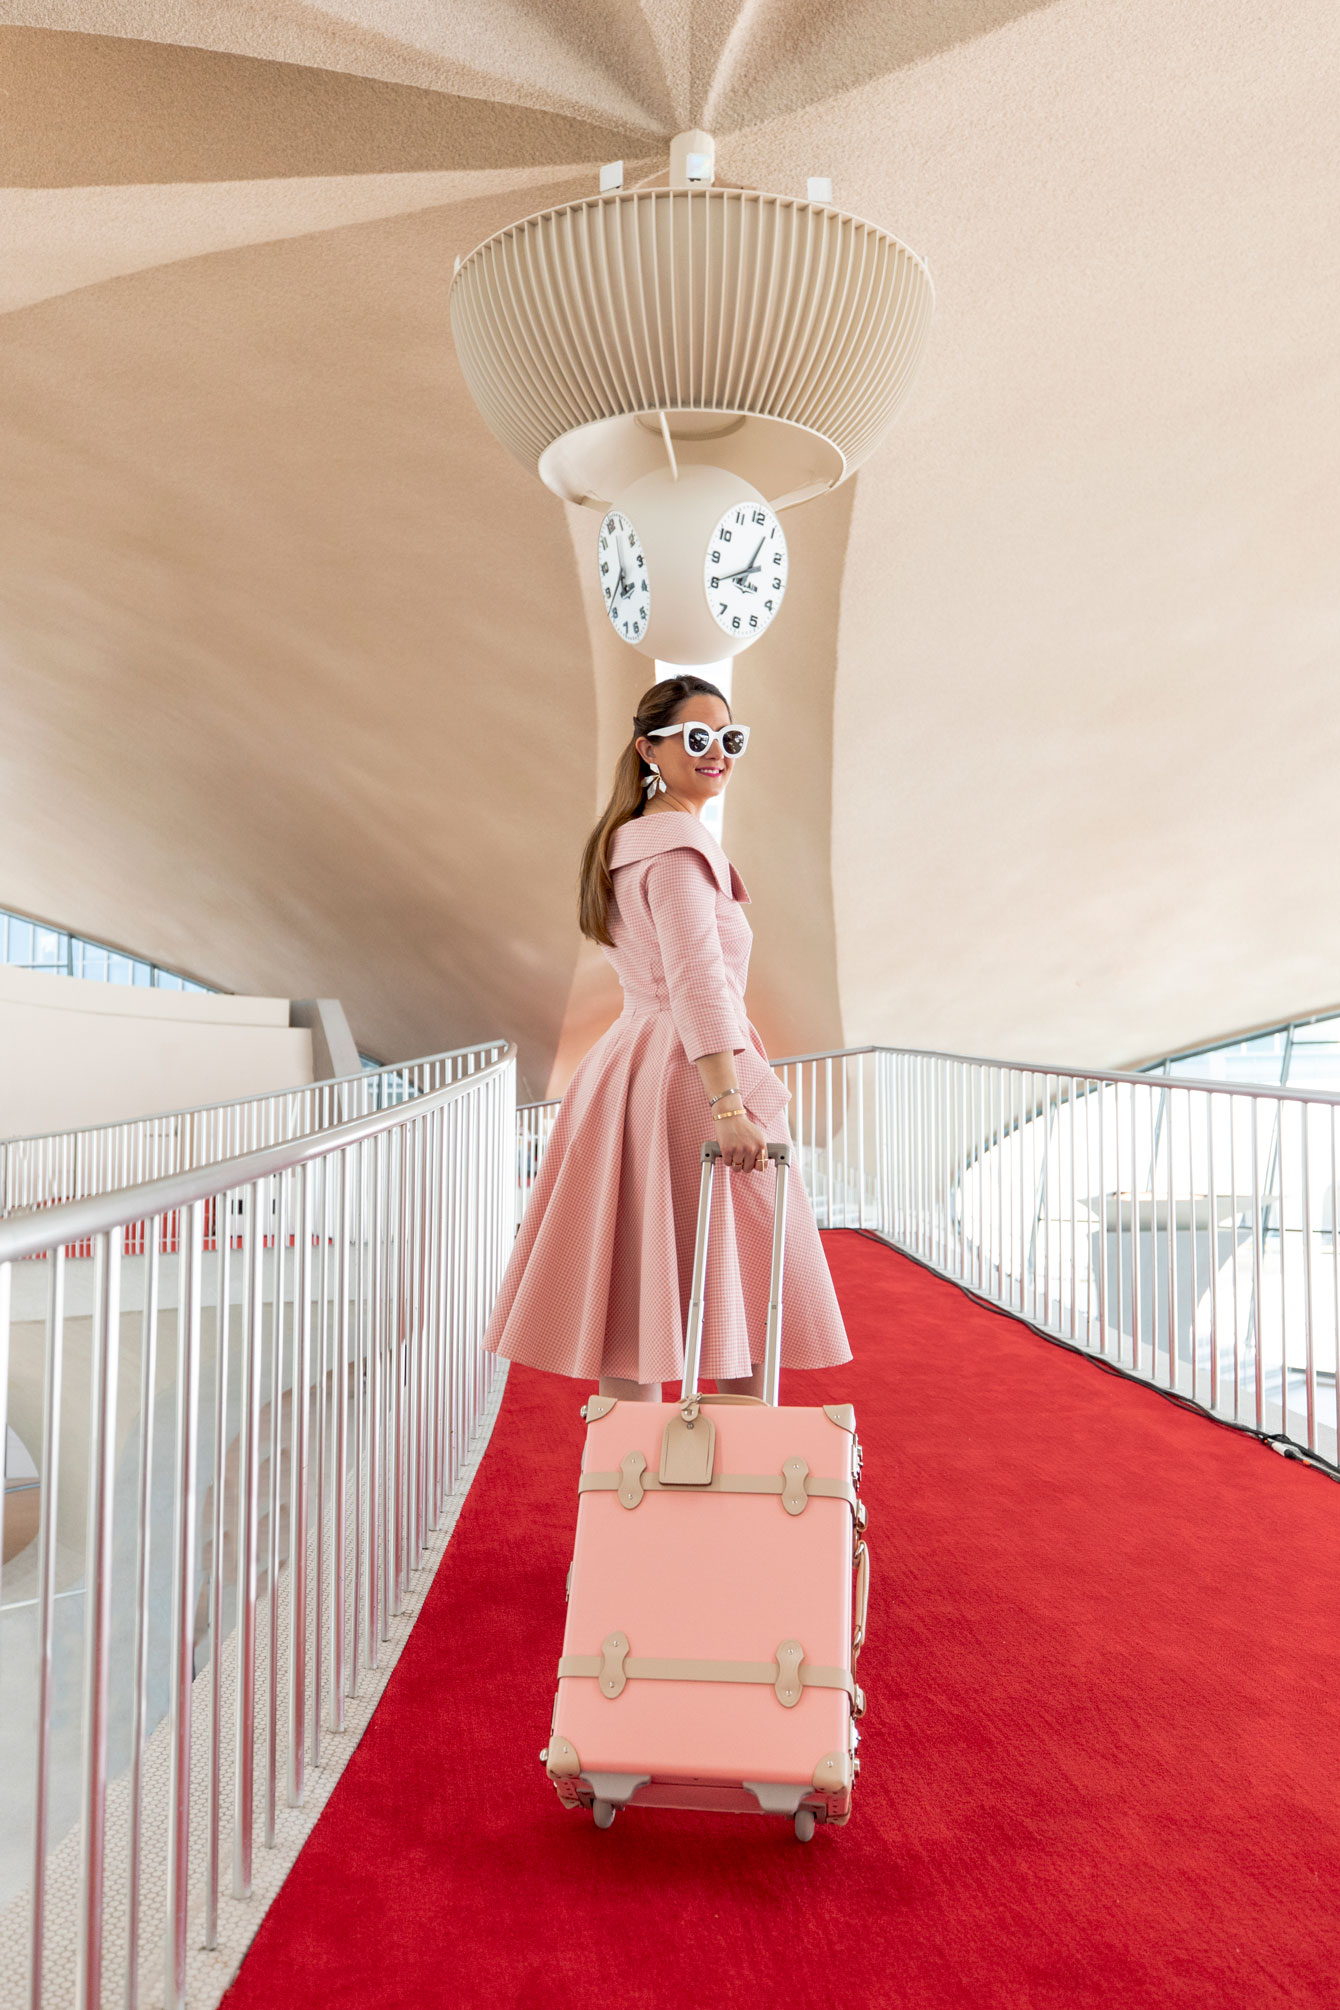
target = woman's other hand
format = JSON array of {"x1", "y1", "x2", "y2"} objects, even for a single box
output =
[{"x1": 715, "y1": 1109, "x2": 769, "y2": 1171}]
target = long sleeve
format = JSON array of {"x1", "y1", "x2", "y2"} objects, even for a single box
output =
[{"x1": 643, "y1": 847, "x2": 746, "y2": 1063}]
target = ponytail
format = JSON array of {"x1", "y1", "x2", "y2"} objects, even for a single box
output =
[{"x1": 578, "y1": 675, "x2": 729, "y2": 945}]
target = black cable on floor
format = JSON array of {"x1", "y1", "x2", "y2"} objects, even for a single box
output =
[{"x1": 851, "y1": 1228, "x2": 1340, "y2": 1486}]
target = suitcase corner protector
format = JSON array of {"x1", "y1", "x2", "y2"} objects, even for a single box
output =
[{"x1": 544, "y1": 1734, "x2": 582, "y2": 1779}]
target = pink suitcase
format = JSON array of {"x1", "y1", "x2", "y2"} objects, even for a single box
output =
[{"x1": 542, "y1": 1140, "x2": 869, "y2": 1841}]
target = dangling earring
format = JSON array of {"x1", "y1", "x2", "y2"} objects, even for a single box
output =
[{"x1": 643, "y1": 764, "x2": 666, "y2": 798}]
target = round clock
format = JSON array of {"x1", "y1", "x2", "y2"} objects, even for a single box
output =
[
  {"x1": 597, "y1": 508, "x2": 650, "y2": 644},
  {"x1": 599, "y1": 464, "x2": 788, "y2": 664},
  {"x1": 704, "y1": 500, "x2": 788, "y2": 643}
]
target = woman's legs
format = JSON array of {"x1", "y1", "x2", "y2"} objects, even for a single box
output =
[{"x1": 598, "y1": 1376, "x2": 663, "y2": 1401}]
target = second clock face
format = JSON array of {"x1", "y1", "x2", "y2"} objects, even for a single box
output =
[
  {"x1": 704, "y1": 501, "x2": 788, "y2": 641},
  {"x1": 598, "y1": 509, "x2": 650, "y2": 644}
]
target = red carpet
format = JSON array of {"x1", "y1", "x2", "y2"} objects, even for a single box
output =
[{"x1": 226, "y1": 1236, "x2": 1340, "y2": 2009}]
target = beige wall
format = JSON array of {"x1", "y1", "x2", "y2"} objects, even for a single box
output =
[{"x1": 0, "y1": 968, "x2": 312, "y2": 1138}]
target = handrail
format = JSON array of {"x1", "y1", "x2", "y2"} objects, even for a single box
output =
[
  {"x1": 767, "y1": 1043, "x2": 1340, "y2": 1108},
  {"x1": 0, "y1": 1051, "x2": 516, "y2": 1264},
  {"x1": 0, "y1": 1040, "x2": 506, "y2": 1149},
  {"x1": 0, "y1": 1039, "x2": 509, "y2": 1222},
  {"x1": 1, "y1": 1044, "x2": 516, "y2": 2010},
  {"x1": 523, "y1": 1040, "x2": 1340, "y2": 1113}
]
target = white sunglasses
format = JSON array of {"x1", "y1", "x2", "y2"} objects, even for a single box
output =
[{"x1": 647, "y1": 721, "x2": 751, "y2": 759}]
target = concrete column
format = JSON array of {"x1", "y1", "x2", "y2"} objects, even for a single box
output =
[{"x1": 289, "y1": 999, "x2": 361, "y2": 1082}]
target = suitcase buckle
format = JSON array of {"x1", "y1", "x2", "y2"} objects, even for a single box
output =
[
  {"x1": 617, "y1": 1451, "x2": 648, "y2": 1509},
  {"x1": 599, "y1": 1631, "x2": 631, "y2": 1698},
  {"x1": 774, "y1": 1639, "x2": 805, "y2": 1708},
  {"x1": 780, "y1": 1455, "x2": 810, "y2": 1515}
]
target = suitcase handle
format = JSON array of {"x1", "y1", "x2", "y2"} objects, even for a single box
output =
[
  {"x1": 853, "y1": 1539, "x2": 870, "y2": 1658},
  {"x1": 681, "y1": 1139, "x2": 792, "y2": 1409}
]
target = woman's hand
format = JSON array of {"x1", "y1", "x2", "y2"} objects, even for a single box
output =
[{"x1": 714, "y1": 1108, "x2": 769, "y2": 1172}]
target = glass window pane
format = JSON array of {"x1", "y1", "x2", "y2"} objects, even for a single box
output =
[
  {"x1": 107, "y1": 954, "x2": 133, "y2": 985},
  {"x1": 1290, "y1": 1012, "x2": 1340, "y2": 1045},
  {"x1": 156, "y1": 970, "x2": 182, "y2": 991},
  {"x1": 132, "y1": 961, "x2": 152, "y2": 987},
  {"x1": 1167, "y1": 1031, "x2": 1287, "y2": 1087},
  {"x1": 1285, "y1": 1048, "x2": 1340, "y2": 1091}
]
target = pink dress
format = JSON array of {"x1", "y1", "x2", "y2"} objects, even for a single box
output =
[{"x1": 484, "y1": 812, "x2": 851, "y2": 1384}]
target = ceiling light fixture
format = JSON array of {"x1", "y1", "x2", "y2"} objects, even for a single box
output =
[{"x1": 450, "y1": 133, "x2": 934, "y2": 660}]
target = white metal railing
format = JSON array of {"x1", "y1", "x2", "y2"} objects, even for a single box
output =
[
  {"x1": 0, "y1": 1042, "x2": 508, "y2": 1223},
  {"x1": 0, "y1": 1046, "x2": 515, "y2": 2010},
  {"x1": 514, "y1": 1098, "x2": 560, "y2": 1224},
  {"x1": 519, "y1": 1043, "x2": 1340, "y2": 1469}
]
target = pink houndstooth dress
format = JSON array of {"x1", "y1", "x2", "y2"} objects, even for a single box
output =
[{"x1": 484, "y1": 812, "x2": 850, "y2": 1385}]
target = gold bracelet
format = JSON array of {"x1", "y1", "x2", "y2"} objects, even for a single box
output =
[{"x1": 712, "y1": 1105, "x2": 745, "y2": 1121}]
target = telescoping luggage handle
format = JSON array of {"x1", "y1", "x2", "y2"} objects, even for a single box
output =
[{"x1": 682, "y1": 1139, "x2": 792, "y2": 1410}]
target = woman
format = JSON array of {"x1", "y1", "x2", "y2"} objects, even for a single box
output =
[{"x1": 484, "y1": 674, "x2": 850, "y2": 1399}]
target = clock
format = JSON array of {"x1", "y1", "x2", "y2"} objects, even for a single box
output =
[
  {"x1": 704, "y1": 500, "x2": 788, "y2": 642},
  {"x1": 598, "y1": 464, "x2": 788, "y2": 663},
  {"x1": 597, "y1": 508, "x2": 650, "y2": 644}
]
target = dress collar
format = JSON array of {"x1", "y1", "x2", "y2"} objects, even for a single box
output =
[{"x1": 608, "y1": 811, "x2": 750, "y2": 903}]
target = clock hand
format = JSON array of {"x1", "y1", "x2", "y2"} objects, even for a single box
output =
[{"x1": 719, "y1": 534, "x2": 767, "y2": 584}]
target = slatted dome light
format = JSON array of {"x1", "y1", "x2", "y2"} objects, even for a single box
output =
[{"x1": 450, "y1": 137, "x2": 934, "y2": 515}]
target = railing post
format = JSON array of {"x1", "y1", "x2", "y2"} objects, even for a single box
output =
[
  {"x1": 288, "y1": 1163, "x2": 314, "y2": 1807},
  {"x1": 77, "y1": 1230, "x2": 120, "y2": 2010},
  {"x1": 233, "y1": 1181, "x2": 265, "y2": 1898},
  {"x1": 164, "y1": 1204, "x2": 203, "y2": 2010}
]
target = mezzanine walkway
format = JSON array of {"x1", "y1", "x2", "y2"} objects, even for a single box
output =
[{"x1": 222, "y1": 1237, "x2": 1340, "y2": 2010}]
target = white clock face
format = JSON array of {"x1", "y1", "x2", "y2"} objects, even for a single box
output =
[
  {"x1": 704, "y1": 501, "x2": 788, "y2": 642},
  {"x1": 597, "y1": 509, "x2": 650, "y2": 645}
]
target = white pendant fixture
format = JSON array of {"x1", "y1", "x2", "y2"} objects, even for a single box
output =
[{"x1": 450, "y1": 132, "x2": 933, "y2": 658}]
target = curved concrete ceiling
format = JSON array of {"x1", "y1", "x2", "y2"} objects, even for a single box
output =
[{"x1": 0, "y1": 4, "x2": 1337, "y2": 1099}]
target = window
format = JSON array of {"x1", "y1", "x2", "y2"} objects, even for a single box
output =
[
  {"x1": 0, "y1": 905, "x2": 216, "y2": 993},
  {"x1": 1147, "y1": 1011, "x2": 1340, "y2": 1091}
]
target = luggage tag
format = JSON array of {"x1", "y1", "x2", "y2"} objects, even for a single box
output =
[{"x1": 658, "y1": 1398, "x2": 716, "y2": 1486}]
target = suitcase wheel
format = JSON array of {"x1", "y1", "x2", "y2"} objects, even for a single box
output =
[
  {"x1": 592, "y1": 1798, "x2": 617, "y2": 1829},
  {"x1": 794, "y1": 1807, "x2": 816, "y2": 1843}
]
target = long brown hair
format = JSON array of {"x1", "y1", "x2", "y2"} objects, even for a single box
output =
[{"x1": 578, "y1": 674, "x2": 730, "y2": 945}]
